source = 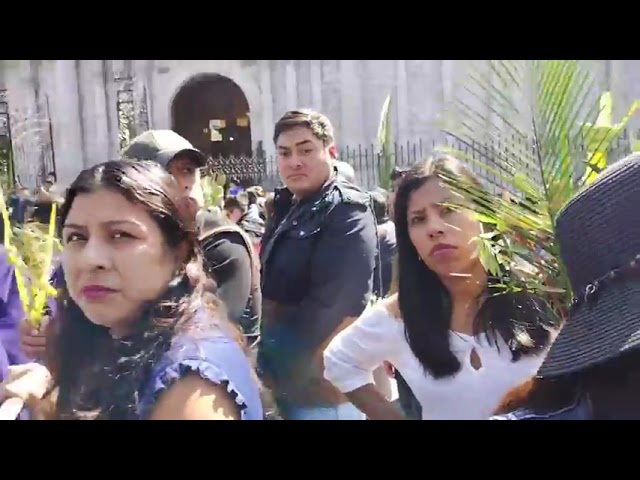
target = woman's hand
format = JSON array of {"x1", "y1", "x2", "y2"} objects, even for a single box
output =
[
  {"x1": 0, "y1": 363, "x2": 52, "y2": 419},
  {"x1": 19, "y1": 316, "x2": 50, "y2": 361}
]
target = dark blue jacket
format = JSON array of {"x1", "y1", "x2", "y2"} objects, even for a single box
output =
[{"x1": 258, "y1": 176, "x2": 378, "y2": 406}]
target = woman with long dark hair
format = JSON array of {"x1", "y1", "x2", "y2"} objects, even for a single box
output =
[
  {"x1": 0, "y1": 160, "x2": 263, "y2": 420},
  {"x1": 324, "y1": 154, "x2": 557, "y2": 419}
]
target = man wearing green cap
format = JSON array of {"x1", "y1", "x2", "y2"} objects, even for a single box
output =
[
  {"x1": 122, "y1": 130, "x2": 260, "y2": 338},
  {"x1": 121, "y1": 129, "x2": 207, "y2": 218}
]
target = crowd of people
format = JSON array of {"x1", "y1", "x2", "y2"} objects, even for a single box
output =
[{"x1": 0, "y1": 107, "x2": 638, "y2": 420}]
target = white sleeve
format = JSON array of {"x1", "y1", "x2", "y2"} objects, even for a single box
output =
[{"x1": 323, "y1": 306, "x2": 401, "y2": 393}]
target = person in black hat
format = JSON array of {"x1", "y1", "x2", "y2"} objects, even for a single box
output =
[
  {"x1": 492, "y1": 152, "x2": 640, "y2": 420},
  {"x1": 121, "y1": 130, "x2": 207, "y2": 219}
]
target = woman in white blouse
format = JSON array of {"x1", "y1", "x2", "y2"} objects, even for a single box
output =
[{"x1": 323, "y1": 154, "x2": 558, "y2": 420}]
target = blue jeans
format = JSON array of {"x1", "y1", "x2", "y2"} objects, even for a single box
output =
[{"x1": 278, "y1": 400, "x2": 366, "y2": 420}]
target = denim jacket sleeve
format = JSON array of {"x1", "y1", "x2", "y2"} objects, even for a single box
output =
[
  {"x1": 490, "y1": 396, "x2": 592, "y2": 420},
  {"x1": 270, "y1": 194, "x2": 378, "y2": 368}
]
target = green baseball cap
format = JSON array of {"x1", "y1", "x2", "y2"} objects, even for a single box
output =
[{"x1": 121, "y1": 130, "x2": 206, "y2": 168}]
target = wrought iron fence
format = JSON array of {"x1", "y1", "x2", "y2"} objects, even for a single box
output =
[
  {"x1": 0, "y1": 89, "x2": 15, "y2": 190},
  {"x1": 115, "y1": 73, "x2": 150, "y2": 151},
  {"x1": 3, "y1": 93, "x2": 57, "y2": 188},
  {"x1": 206, "y1": 132, "x2": 635, "y2": 193},
  {"x1": 205, "y1": 154, "x2": 270, "y2": 188}
]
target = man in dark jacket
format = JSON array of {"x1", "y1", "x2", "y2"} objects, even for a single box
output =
[{"x1": 258, "y1": 109, "x2": 378, "y2": 420}]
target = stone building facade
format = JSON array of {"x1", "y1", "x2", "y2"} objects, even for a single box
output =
[{"x1": 1, "y1": 60, "x2": 639, "y2": 188}]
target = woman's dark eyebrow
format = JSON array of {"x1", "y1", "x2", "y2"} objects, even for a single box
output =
[
  {"x1": 62, "y1": 220, "x2": 141, "y2": 231},
  {"x1": 62, "y1": 223, "x2": 86, "y2": 231},
  {"x1": 438, "y1": 196, "x2": 460, "y2": 206}
]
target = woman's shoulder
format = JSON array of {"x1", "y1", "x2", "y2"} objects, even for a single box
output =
[
  {"x1": 138, "y1": 331, "x2": 263, "y2": 420},
  {"x1": 377, "y1": 294, "x2": 402, "y2": 322},
  {"x1": 354, "y1": 295, "x2": 403, "y2": 334}
]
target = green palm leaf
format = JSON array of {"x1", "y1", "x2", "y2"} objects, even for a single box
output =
[
  {"x1": 376, "y1": 93, "x2": 394, "y2": 190},
  {"x1": 201, "y1": 172, "x2": 226, "y2": 210},
  {"x1": 436, "y1": 60, "x2": 638, "y2": 323}
]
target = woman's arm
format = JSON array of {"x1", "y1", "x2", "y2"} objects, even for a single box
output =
[
  {"x1": 148, "y1": 373, "x2": 240, "y2": 420},
  {"x1": 0, "y1": 363, "x2": 55, "y2": 420},
  {"x1": 0, "y1": 256, "x2": 28, "y2": 365},
  {"x1": 323, "y1": 298, "x2": 407, "y2": 420},
  {"x1": 345, "y1": 384, "x2": 405, "y2": 420}
]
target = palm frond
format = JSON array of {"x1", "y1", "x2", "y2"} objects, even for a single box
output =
[
  {"x1": 0, "y1": 197, "x2": 61, "y2": 328},
  {"x1": 436, "y1": 60, "x2": 639, "y2": 322},
  {"x1": 201, "y1": 172, "x2": 226, "y2": 210},
  {"x1": 376, "y1": 93, "x2": 394, "y2": 190}
]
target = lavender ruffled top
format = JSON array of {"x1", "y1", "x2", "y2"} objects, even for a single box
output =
[
  {"x1": 45, "y1": 267, "x2": 263, "y2": 420},
  {"x1": 0, "y1": 246, "x2": 28, "y2": 382},
  {"x1": 137, "y1": 332, "x2": 263, "y2": 420}
]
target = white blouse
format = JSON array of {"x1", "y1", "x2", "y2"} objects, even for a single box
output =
[{"x1": 323, "y1": 304, "x2": 549, "y2": 420}]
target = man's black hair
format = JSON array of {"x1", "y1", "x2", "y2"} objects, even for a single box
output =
[
  {"x1": 369, "y1": 189, "x2": 389, "y2": 224},
  {"x1": 390, "y1": 165, "x2": 409, "y2": 183}
]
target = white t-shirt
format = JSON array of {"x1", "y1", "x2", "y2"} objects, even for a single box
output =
[{"x1": 323, "y1": 304, "x2": 549, "y2": 420}]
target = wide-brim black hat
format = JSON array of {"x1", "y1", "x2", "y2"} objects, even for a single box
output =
[
  {"x1": 121, "y1": 130, "x2": 206, "y2": 168},
  {"x1": 537, "y1": 153, "x2": 640, "y2": 378}
]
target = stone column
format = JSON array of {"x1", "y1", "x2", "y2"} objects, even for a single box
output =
[
  {"x1": 270, "y1": 60, "x2": 288, "y2": 121},
  {"x1": 394, "y1": 60, "x2": 409, "y2": 146},
  {"x1": 78, "y1": 60, "x2": 110, "y2": 167},
  {"x1": 105, "y1": 61, "x2": 124, "y2": 158},
  {"x1": 310, "y1": 61, "x2": 323, "y2": 111},
  {"x1": 137, "y1": 59, "x2": 156, "y2": 130},
  {"x1": 319, "y1": 61, "x2": 342, "y2": 141},
  {"x1": 49, "y1": 60, "x2": 85, "y2": 187},
  {"x1": 441, "y1": 60, "x2": 455, "y2": 106},
  {"x1": 258, "y1": 60, "x2": 275, "y2": 157},
  {"x1": 295, "y1": 60, "x2": 312, "y2": 108},
  {"x1": 284, "y1": 60, "x2": 298, "y2": 110},
  {"x1": 361, "y1": 60, "x2": 395, "y2": 145},
  {"x1": 339, "y1": 60, "x2": 365, "y2": 147},
  {"x1": 131, "y1": 60, "x2": 151, "y2": 134},
  {"x1": 4, "y1": 60, "x2": 42, "y2": 187}
]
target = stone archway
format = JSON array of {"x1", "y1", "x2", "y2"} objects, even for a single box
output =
[{"x1": 171, "y1": 73, "x2": 252, "y2": 159}]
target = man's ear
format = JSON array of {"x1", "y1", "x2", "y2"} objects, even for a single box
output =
[{"x1": 328, "y1": 144, "x2": 337, "y2": 159}]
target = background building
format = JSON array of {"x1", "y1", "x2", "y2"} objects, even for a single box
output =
[{"x1": 0, "y1": 60, "x2": 639, "y2": 188}]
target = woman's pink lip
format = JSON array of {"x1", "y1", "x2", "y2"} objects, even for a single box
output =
[
  {"x1": 430, "y1": 244, "x2": 458, "y2": 257},
  {"x1": 81, "y1": 285, "x2": 117, "y2": 300}
]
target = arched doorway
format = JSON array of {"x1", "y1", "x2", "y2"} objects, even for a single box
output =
[{"x1": 171, "y1": 74, "x2": 252, "y2": 160}]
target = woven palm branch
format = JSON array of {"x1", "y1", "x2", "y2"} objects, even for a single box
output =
[
  {"x1": 0, "y1": 190, "x2": 61, "y2": 329},
  {"x1": 434, "y1": 60, "x2": 639, "y2": 323}
]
